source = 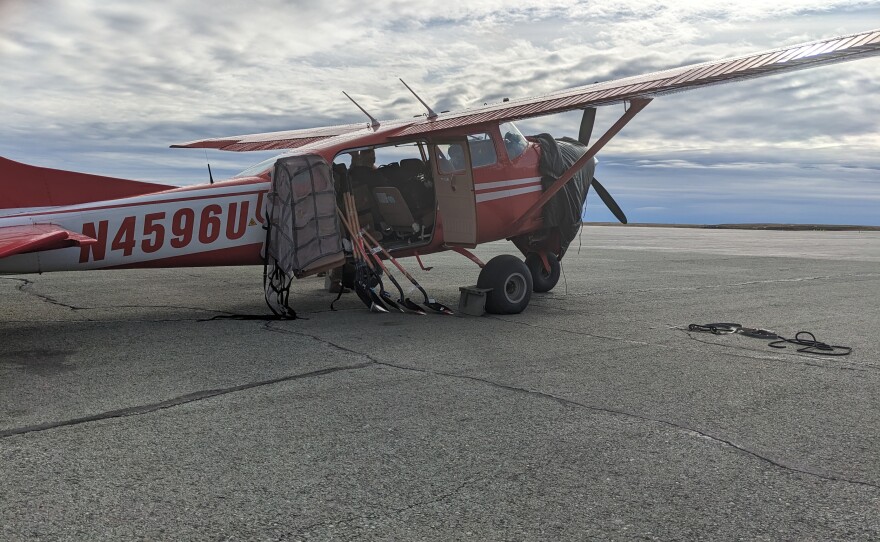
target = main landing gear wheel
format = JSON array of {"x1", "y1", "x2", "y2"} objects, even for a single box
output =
[
  {"x1": 525, "y1": 253, "x2": 561, "y2": 293},
  {"x1": 477, "y1": 255, "x2": 533, "y2": 314}
]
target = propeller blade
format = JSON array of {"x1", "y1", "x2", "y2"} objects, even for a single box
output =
[
  {"x1": 578, "y1": 108, "x2": 627, "y2": 224},
  {"x1": 591, "y1": 177, "x2": 628, "y2": 224},
  {"x1": 578, "y1": 107, "x2": 597, "y2": 146}
]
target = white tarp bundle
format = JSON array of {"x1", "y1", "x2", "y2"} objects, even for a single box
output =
[{"x1": 263, "y1": 155, "x2": 343, "y2": 317}]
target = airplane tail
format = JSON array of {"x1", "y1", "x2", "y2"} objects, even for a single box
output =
[{"x1": 0, "y1": 156, "x2": 171, "y2": 214}]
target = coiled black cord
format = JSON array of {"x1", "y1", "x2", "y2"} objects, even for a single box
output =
[
  {"x1": 768, "y1": 331, "x2": 852, "y2": 356},
  {"x1": 688, "y1": 323, "x2": 851, "y2": 356}
]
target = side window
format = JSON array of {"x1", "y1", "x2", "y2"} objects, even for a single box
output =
[
  {"x1": 499, "y1": 121, "x2": 528, "y2": 160},
  {"x1": 466, "y1": 133, "x2": 498, "y2": 168},
  {"x1": 435, "y1": 143, "x2": 467, "y2": 174}
]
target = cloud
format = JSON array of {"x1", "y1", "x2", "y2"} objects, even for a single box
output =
[{"x1": 1, "y1": 1, "x2": 879, "y2": 223}]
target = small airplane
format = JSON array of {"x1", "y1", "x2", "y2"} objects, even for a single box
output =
[{"x1": 2, "y1": 28, "x2": 879, "y2": 317}]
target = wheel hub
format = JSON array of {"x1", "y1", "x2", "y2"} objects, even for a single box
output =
[{"x1": 504, "y1": 272, "x2": 527, "y2": 303}]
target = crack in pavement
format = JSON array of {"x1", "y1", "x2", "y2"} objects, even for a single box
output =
[
  {"x1": 114, "y1": 304, "x2": 239, "y2": 314},
  {"x1": 2, "y1": 277, "x2": 270, "y2": 323},
  {"x1": 260, "y1": 326, "x2": 880, "y2": 492},
  {"x1": 0, "y1": 321, "x2": 389, "y2": 438},
  {"x1": 484, "y1": 315, "x2": 660, "y2": 349},
  {"x1": 262, "y1": 322, "x2": 387, "y2": 365},
  {"x1": 0, "y1": 362, "x2": 373, "y2": 439},
  {"x1": 5, "y1": 277, "x2": 86, "y2": 311},
  {"x1": 0, "y1": 321, "x2": 387, "y2": 438},
  {"x1": 368, "y1": 359, "x2": 880, "y2": 492},
  {"x1": 289, "y1": 463, "x2": 543, "y2": 538},
  {"x1": 2, "y1": 276, "x2": 258, "y2": 321},
  {"x1": 4, "y1": 317, "x2": 876, "y2": 492}
]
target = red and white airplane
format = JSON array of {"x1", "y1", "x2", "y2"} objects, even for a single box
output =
[{"x1": 2, "y1": 29, "x2": 879, "y2": 315}]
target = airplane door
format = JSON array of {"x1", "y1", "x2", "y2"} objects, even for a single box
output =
[{"x1": 431, "y1": 138, "x2": 477, "y2": 247}]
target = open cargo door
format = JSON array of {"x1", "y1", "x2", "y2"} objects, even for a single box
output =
[
  {"x1": 264, "y1": 155, "x2": 345, "y2": 317},
  {"x1": 431, "y1": 138, "x2": 477, "y2": 247}
]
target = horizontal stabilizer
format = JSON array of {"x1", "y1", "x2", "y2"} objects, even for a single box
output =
[{"x1": 0, "y1": 224, "x2": 96, "y2": 259}]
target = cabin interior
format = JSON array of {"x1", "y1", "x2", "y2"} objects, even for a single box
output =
[{"x1": 332, "y1": 142, "x2": 436, "y2": 250}]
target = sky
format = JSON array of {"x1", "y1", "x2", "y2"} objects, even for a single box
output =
[{"x1": 1, "y1": 0, "x2": 879, "y2": 225}]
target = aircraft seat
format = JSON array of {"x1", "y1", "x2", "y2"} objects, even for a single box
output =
[
  {"x1": 398, "y1": 158, "x2": 426, "y2": 178},
  {"x1": 372, "y1": 187, "x2": 415, "y2": 228},
  {"x1": 371, "y1": 186, "x2": 433, "y2": 241},
  {"x1": 388, "y1": 159, "x2": 434, "y2": 219}
]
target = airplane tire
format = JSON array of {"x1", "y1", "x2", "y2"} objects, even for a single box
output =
[
  {"x1": 477, "y1": 255, "x2": 533, "y2": 314},
  {"x1": 525, "y1": 253, "x2": 560, "y2": 293}
]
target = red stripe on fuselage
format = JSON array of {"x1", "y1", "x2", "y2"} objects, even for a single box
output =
[{"x1": 106, "y1": 242, "x2": 264, "y2": 269}]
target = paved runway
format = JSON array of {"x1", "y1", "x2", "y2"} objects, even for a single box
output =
[{"x1": 2, "y1": 226, "x2": 879, "y2": 540}]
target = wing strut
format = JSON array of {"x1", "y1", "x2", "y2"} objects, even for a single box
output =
[{"x1": 512, "y1": 98, "x2": 653, "y2": 229}]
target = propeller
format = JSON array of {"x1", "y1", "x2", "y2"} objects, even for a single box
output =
[
  {"x1": 578, "y1": 107, "x2": 596, "y2": 147},
  {"x1": 578, "y1": 108, "x2": 628, "y2": 224},
  {"x1": 590, "y1": 177, "x2": 627, "y2": 224}
]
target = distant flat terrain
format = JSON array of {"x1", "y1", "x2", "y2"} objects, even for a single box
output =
[
  {"x1": 588, "y1": 221, "x2": 880, "y2": 231},
  {"x1": 2, "y1": 227, "x2": 879, "y2": 540}
]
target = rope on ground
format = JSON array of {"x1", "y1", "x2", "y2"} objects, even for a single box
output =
[
  {"x1": 687, "y1": 323, "x2": 851, "y2": 356},
  {"x1": 767, "y1": 331, "x2": 851, "y2": 356}
]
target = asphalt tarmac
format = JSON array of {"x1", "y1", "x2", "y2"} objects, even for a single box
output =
[{"x1": 2, "y1": 226, "x2": 879, "y2": 541}]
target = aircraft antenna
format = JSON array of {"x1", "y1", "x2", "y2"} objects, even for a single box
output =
[
  {"x1": 399, "y1": 78, "x2": 438, "y2": 119},
  {"x1": 204, "y1": 150, "x2": 214, "y2": 184},
  {"x1": 342, "y1": 91, "x2": 380, "y2": 129}
]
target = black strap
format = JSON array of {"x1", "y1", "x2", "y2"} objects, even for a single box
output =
[
  {"x1": 262, "y1": 220, "x2": 298, "y2": 320},
  {"x1": 768, "y1": 331, "x2": 851, "y2": 356},
  {"x1": 688, "y1": 323, "x2": 851, "y2": 356},
  {"x1": 329, "y1": 284, "x2": 345, "y2": 311}
]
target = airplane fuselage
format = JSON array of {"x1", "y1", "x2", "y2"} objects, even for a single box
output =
[{"x1": 0, "y1": 137, "x2": 554, "y2": 275}]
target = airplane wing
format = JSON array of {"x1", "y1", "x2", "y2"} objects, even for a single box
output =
[
  {"x1": 396, "y1": 27, "x2": 880, "y2": 137},
  {"x1": 0, "y1": 224, "x2": 97, "y2": 259},
  {"x1": 172, "y1": 28, "x2": 880, "y2": 150},
  {"x1": 170, "y1": 122, "x2": 373, "y2": 151}
]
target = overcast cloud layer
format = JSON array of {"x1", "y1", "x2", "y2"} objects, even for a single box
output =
[{"x1": 2, "y1": 0, "x2": 879, "y2": 224}]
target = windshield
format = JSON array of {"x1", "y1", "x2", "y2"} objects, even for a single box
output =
[
  {"x1": 233, "y1": 156, "x2": 278, "y2": 178},
  {"x1": 499, "y1": 122, "x2": 528, "y2": 160}
]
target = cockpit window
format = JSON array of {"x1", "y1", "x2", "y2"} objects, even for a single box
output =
[
  {"x1": 436, "y1": 143, "x2": 466, "y2": 173},
  {"x1": 466, "y1": 133, "x2": 497, "y2": 168},
  {"x1": 499, "y1": 122, "x2": 528, "y2": 160}
]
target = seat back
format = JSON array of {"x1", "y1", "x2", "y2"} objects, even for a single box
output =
[
  {"x1": 371, "y1": 186, "x2": 415, "y2": 229},
  {"x1": 398, "y1": 158, "x2": 426, "y2": 179}
]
